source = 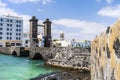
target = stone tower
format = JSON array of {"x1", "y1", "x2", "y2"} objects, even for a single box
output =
[
  {"x1": 43, "y1": 19, "x2": 52, "y2": 47},
  {"x1": 29, "y1": 16, "x2": 38, "y2": 55}
]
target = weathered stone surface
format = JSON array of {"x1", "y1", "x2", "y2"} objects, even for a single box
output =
[
  {"x1": 0, "y1": 47, "x2": 29, "y2": 57},
  {"x1": 91, "y1": 19, "x2": 120, "y2": 80},
  {"x1": 46, "y1": 47, "x2": 91, "y2": 70}
]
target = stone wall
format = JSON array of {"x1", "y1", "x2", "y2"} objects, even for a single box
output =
[
  {"x1": 0, "y1": 47, "x2": 11, "y2": 55},
  {"x1": 0, "y1": 47, "x2": 29, "y2": 57},
  {"x1": 91, "y1": 19, "x2": 120, "y2": 80},
  {"x1": 46, "y1": 47, "x2": 91, "y2": 70}
]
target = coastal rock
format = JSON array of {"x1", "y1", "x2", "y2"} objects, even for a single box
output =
[{"x1": 30, "y1": 71, "x2": 90, "y2": 80}]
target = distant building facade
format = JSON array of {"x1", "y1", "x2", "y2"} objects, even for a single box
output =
[
  {"x1": 22, "y1": 33, "x2": 30, "y2": 47},
  {"x1": 22, "y1": 32, "x2": 43, "y2": 47},
  {"x1": 60, "y1": 31, "x2": 64, "y2": 40},
  {"x1": 0, "y1": 15, "x2": 23, "y2": 47},
  {"x1": 52, "y1": 31, "x2": 71, "y2": 47},
  {"x1": 71, "y1": 40, "x2": 91, "y2": 48},
  {"x1": 52, "y1": 40, "x2": 71, "y2": 47}
]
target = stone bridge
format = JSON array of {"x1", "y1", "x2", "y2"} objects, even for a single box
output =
[
  {"x1": 0, "y1": 47, "x2": 29, "y2": 57},
  {"x1": 45, "y1": 47, "x2": 91, "y2": 70},
  {"x1": 0, "y1": 46, "x2": 91, "y2": 71},
  {"x1": 0, "y1": 47, "x2": 91, "y2": 71},
  {"x1": 28, "y1": 16, "x2": 91, "y2": 71}
]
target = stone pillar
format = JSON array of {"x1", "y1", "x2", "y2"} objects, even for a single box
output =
[
  {"x1": 29, "y1": 16, "x2": 38, "y2": 58},
  {"x1": 43, "y1": 19, "x2": 52, "y2": 47}
]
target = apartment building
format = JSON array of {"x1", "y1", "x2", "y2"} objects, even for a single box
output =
[{"x1": 0, "y1": 15, "x2": 23, "y2": 47}]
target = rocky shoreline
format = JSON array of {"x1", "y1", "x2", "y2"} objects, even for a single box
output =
[{"x1": 30, "y1": 70, "x2": 90, "y2": 80}]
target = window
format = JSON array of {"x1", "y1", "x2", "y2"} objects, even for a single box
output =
[
  {"x1": 16, "y1": 33, "x2": 18, "y2": 36},
  {"x1": 10, "y1": 29, "x2": 12, "y2": 31},
  {"x1": 10, "y1": 33, "x2": 12, "y2": 35},
  {"x1": 19, "y1": 29, "x2": 21, "y2": 31},
  {"x1": 19, "y1": 37, "x2": 21, "y2": 40},
  {"x1": 7, "y1": 28, "x2": 9, "y2": 31},
  {"x1": 16, "y1": 37, "x2": 18, "y2": 40},
  {"x1": 10, "y1": 24, "x2": 12, "y2": 27},
  {"x1": 16, "y1": 29, "x2": 18, "y2": 31},
  {"x1": 16, "y1": 20, "x2": 18, "y2": 23},
  {"x1": 7, "y1": 37, "x2": 9, "y2": 40},
  {"x1": 10, "y1": 20, "x2": 12, "y2": 23},
  {"x1": 7, "y1": 24, "x2": 9, "y2": 27},
  {"x1": 19, "y1": 21, "x2": 21, "y2": 23},
  {"x1": 16, "y1": 43, "x2": 21, "y2": 46},
  {"x1": 0, "y1": 19, "x2": 3, "y2": 21},
  {"x1": 0, "y1": 28, "x2": 2, "y2": 30},
  {"x1": 16, "y1": 25, "x2": 18, "y2": 27},
  {"x1": 19, "y1": 33, "x2": 21, "y2": 36},
  {"x1": 25, "y1": 40, "x2": 28, "y2": 44},
  {"x1": 10, "y1": 37, "x2": 12, "y2": 40},
  {"x1": 11, "y1": 43, "x2": 15, "y2": 46},
  {"x1": 23, "y1": 34, "x2": 27, "y2": 37},
  {"x1": 0, "y1": 37, "x2": 2, "y2": 40},
  {"x1": 0, "y1": 32, "x2": 2, "y2": 35},
  {"x1": 7, "y1": 19, "x2": 9, "y2": 22},
  {"x1": 0, "y1": 23, "x2": 3, "y2": 26},
  {"x1": 7, "y1": 33, "x2": 9, "y2": 35}
]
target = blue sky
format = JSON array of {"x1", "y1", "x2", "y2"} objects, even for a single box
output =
[{"x1": 0, "y1": 0, "x2": 120, "y2": 41}]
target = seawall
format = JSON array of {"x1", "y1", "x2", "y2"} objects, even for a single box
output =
[{"x1": 91, "y1": 19, "x2": 120, "y2": 80}]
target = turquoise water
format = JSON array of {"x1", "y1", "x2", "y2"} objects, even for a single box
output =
[{"x1": 0, "y1": 54, "x2": 56, "y2": 80}]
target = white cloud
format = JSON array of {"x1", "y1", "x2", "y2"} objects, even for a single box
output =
[
  {"x1": 8, "y1": 0, "x2": 40, "y2": 4},
  {"x1": 7, "y1": 0, "x2": 53, "y2": 4},
  {"x1": 52, "y1": 19, "x2": 106, "y2": 40},
  {"x1": 42, "y1": 0, "x2": 53, "y2": 4},
  {"x1": 106, "y1": 0, "x2": 113, "y2": 4},
  {"x1": 53, "y1": 19, "x2": 105, "y2": 34},
  {"x1": 98, "y1": 5, "x2": 120, "y2": 18},
  {"x1": 0, "y1": 0, "x2": 7, "y2": 8},
  {"x1": 96, "y1": 0, "x2": 114, "y2": 4}
]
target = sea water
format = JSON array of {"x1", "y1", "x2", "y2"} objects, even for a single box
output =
[{"x1": 0, "y1": 54, "x2": 55, "y2": 80}]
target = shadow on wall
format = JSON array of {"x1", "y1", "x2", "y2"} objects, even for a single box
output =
[{"x1": 32, "y1": 53, "x2": 43, "y2": 60}]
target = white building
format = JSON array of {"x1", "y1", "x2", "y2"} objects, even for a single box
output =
[
  {"x1": 52, "y1": 31, "x2": 71, "y2": 47},
  {"x1": 71, "y1": 40, "x2": 91, "y2": 48},
  {"x1": 22, "y1": 32, "x2": 30, "y2": 47},
  {"x1": 52, "y1": 40, "x2": 71, "y2": 47},
  {"x1": 0, "y1": 15, "x2": 23, "y2": 47},
  {"x1": 22, "y1": 33, "x2": 43, "y2": 47}
]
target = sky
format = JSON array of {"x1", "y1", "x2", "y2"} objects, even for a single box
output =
[{"x1": 0, "y1": 0, "x2": 120, "y2": 41}]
